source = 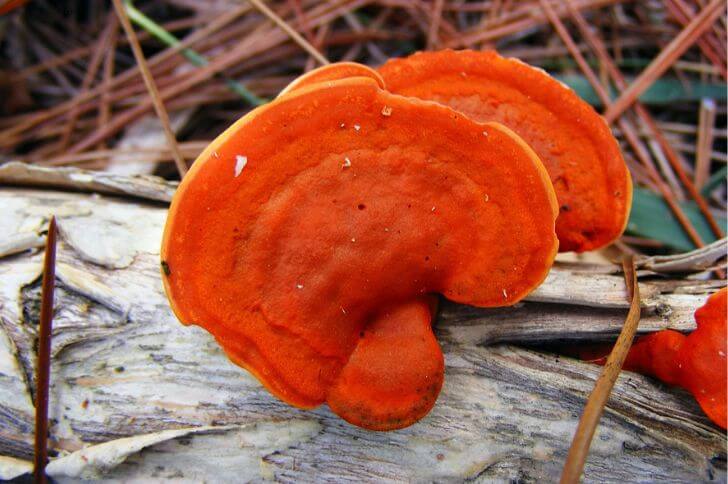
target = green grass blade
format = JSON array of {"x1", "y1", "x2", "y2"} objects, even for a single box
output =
[
  {"x1": 627, "y1": 186, "x2": 725, "y2": 251},
  {"x1": 124, "y1": 1, "x2": 267, "y2": 106}
]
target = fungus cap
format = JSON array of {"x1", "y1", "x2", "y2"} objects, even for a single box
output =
[
  {"x1": 379, "y1": 49, "x2": 632, "y2": 252},
  {"x1": 578, "y1": 287, "x2": 726, "y2": 429},
  {"x1": 161, "y1": 77, "x2": 558, "y2": 429},
  {"x1": 677, "y1": 287, "x2": 726, "y2": 429}
]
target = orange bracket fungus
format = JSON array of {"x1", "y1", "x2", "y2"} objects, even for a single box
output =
[
  {"x1": 162, "y1": 77, "x2": 558, "y2": 430},
  {"x1": 677, "y1": 287, "x2": 726, "y2": 428},
  {"x1": 579, "y1": 288, "x2": 726, "y2": 429},
  {"x1": 379, "y1": 49, "x2": 632, "y2": 252}
]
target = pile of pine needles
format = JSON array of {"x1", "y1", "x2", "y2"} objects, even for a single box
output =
[{"x1": 0, "y1": 0, "x2": 726, "y2": 259}]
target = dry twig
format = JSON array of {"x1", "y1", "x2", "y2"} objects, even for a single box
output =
[
  {"x1": 560, "y1": 256, "x2": 641, "y2": 483},
  {"x1": 111, "y1": 0, "x2": 187, "y2": 177}
]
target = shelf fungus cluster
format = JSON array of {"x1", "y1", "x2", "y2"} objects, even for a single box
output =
[{"x1": 161, "y1": 50, "x2": 633, "y2": 430}]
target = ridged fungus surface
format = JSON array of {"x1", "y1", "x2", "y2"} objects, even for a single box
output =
[
  {"x1": 161, "y1": 77, "x2": 558, "y2": 430},
  {"x1": 379, "y1": 49, "x2": 632, "y2": 252}
]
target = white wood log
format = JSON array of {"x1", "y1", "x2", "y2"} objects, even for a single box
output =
[{"x1": 0, "y1": 168, "x2": 725, "y2": 482}]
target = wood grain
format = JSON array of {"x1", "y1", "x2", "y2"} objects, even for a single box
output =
[{"x1": 0, "y1": 172, "x2": 725, "y2": 482}]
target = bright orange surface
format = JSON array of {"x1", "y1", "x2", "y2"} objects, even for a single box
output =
[
  {"x1": 161, "y1": 78, "x2": 558, "y2": 429},
  {"x1": 678, "y1": 288, "x2": 726, "y2": 429},
  {"x1": 327, "y1": 296, "x2": 443, "y2": 430},
  {"x1": 379, "y1": 49, "x2": 632, "y2": 252}
]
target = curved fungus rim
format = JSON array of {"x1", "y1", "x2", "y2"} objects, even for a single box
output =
[{"x1": 278, "y1": 62, "x2": 386, "y2": 98}]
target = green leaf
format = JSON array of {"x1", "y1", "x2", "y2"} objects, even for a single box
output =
[
  {"x1": 556, "y1": 75, "x2": 726, "y2": 107},
  {"x1": 701, "y1": 166, "x2": 727, "y2": 197},
  {"x1": 626, "y1": 186, "x2": 725, "y2": 252}
]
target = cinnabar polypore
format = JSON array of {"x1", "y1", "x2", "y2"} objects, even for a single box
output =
[
  {"x1": 161, "y1": 77, "x2": 558, "y2": 430},
  {"x1": 379, "y1": 49, "x2": 632, "y2": 253},
  {"x1": 579, "y1": 287, "x2": 726, "y2": 429},
  {"x1": 678, "y1": 288, "x2": 726, "y2": 428}
]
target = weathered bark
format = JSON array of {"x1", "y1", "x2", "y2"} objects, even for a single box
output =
[{"x1": 0, "y1": 167, "x2": 725, "y2": 482}]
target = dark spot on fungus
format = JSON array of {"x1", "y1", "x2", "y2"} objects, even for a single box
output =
[
  {"x1": 358, "y1": 204, "x2": 366, "y2": 210},
  {"x1": 161, "y1": 261, "x2": 171, "y2": 276}
]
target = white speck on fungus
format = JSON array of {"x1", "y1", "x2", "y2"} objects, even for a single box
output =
[{"x1": 234, "y1": 155, "x2": 248, "y2": 177}]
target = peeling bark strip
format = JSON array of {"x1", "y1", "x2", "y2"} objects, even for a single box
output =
[{"x1": 0, "y1": 171, "x2": 725, "y2": 481}]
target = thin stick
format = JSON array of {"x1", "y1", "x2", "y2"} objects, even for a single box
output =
[
  {"x1": 125, "y1": 3, "x2": 265, "y2": 106},
  {"x1": 426, "y1": 0, "x2": 445, "y2": 49},
  {"x1": 98, "y1": 23, "x2": 118, "y2": 150},
  {"x1": 59, "y1": 12, "x2": 118, "y2": 152},
  {"x1": 695, "y1": 99, "x2": 717, "y2": 189},
  {"x1": 304, "y1": 23, "x2": 331, "y2": 72},
  {"x1": 111, "y1": 0, "x2": 187, "y2": 178},
  {"x1": 12, "y1": 14, "x2": 223, "y2": 82},
  {"x1": 648, "y1": 139, "x2": 686, "y2": 200},
  {"x1": 604, "y1": 0, "x2": 724, "y2": 122},
  {"x1": 33, "y1": 216, "x2": 57, "y2": 484},
  {"x1": 0, "y1": 2, "x2": 251, "y2": 146},
  {"x1": 0, "y1": 0, "x2": 353, "y2": 150},
  {"x1": 64, "y1": 0, "x2": 365, "y2": 154},
  {"x1": 247, "y1": 0, "x2": 329, "y2": 65},
  {"x1": 560, "y1": 256, "x2": 641, "y2": 484},
  {"x1": 665, "y1": 0, "x2": 727, "y2": 79}
]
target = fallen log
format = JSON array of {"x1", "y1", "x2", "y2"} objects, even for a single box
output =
[{"x1": 0, "y1": 166, "x2": 725, "y2": 482}]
